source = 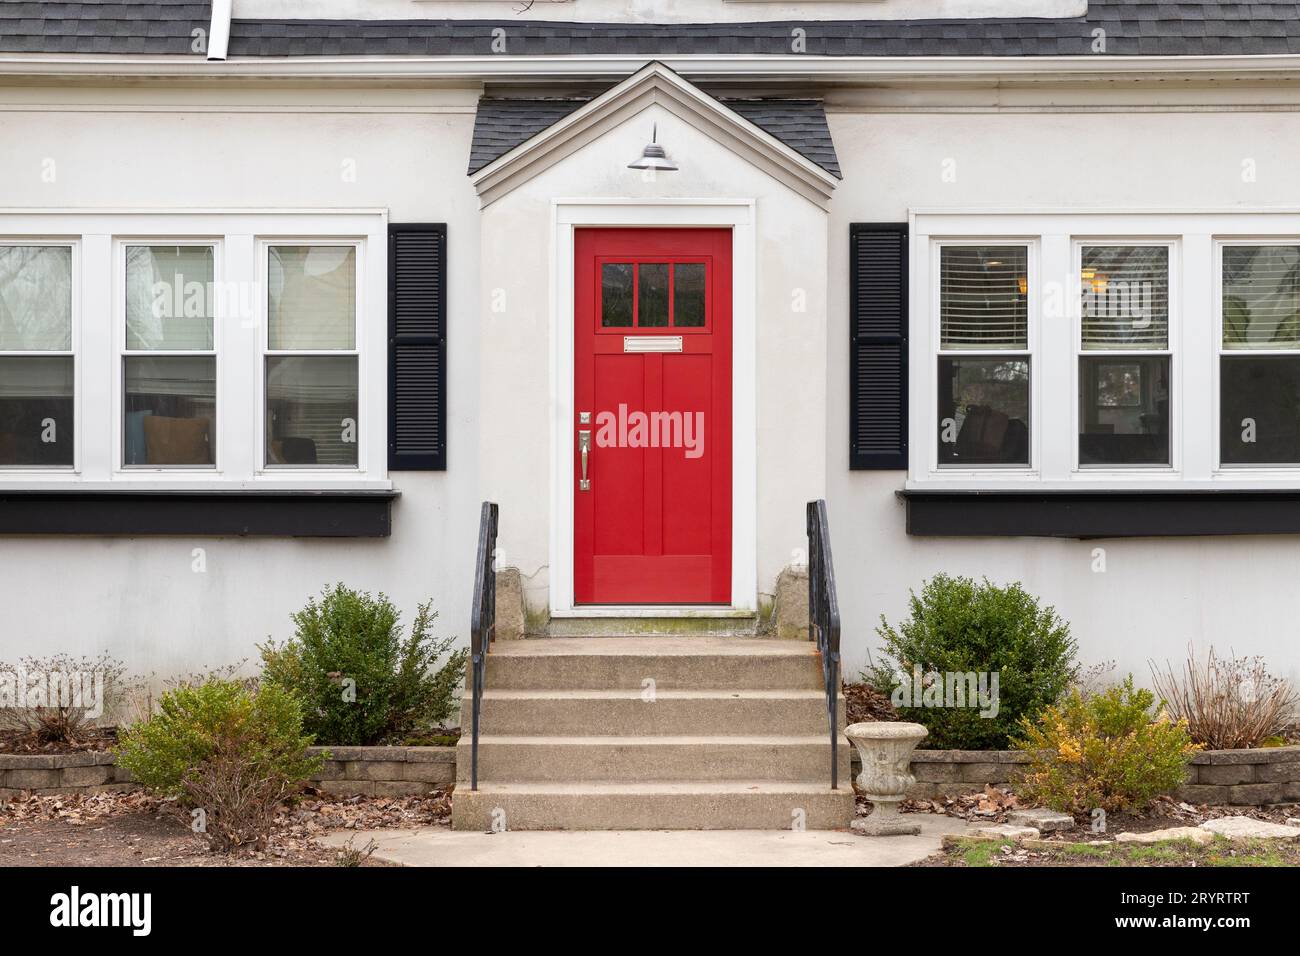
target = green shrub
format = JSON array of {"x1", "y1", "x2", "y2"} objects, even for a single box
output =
[
  {"x1": 115, "y1": 679, "x2": 322, "y2": 851},
  {"x1": 867, "y1": 574, "x2": 1078, "y2": 749},
  {"x1": 1012, "y1": 676, "x2": 1198, "y2": 816},
  {"x1": 259, "y1": 584, "x2": 467, "y2": 746}
]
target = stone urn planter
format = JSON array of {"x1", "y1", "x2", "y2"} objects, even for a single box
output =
[{"x1": 846, "y1": 721, "x2": 928, "y2": 836}]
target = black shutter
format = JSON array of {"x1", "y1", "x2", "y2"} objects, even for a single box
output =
[
  {"x1": 388, "y1": 223, "x2": 447, "y2": 471},
  {"x1": 850, "y1": 223, "x2": 909, "y2": 470}
]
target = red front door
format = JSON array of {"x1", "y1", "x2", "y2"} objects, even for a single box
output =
[{"x1": 574, "y1": 228, "x2": 732, "y2": 604}]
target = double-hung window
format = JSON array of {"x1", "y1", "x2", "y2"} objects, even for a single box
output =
[
  {"x1": 1077, "y1": 243, "x2": 1172, "y2": 468},
  {"x1": 264, "y1": 244, "x2": 360, "y2": 469},
  {"x1": 0, "y1": 244, "x2": 75, "y2": 469},
  {"x1": 936, "y1": 244, "x2": 1031, "y2": 467},
  {"x1": 122, "y1": 243, "x2": 217, "y2": 468},
  {"x1": 1219, "y1": 243, "x2": 1300, "y2": 467}
]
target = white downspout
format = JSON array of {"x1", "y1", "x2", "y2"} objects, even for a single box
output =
[{"x1": 207, "y1": 0, "x2": 231, "y2": 62}]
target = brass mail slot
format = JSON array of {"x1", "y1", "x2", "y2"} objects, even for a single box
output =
[{"x1": 623, "y1": 335, "x2": 683, "y2": 353}]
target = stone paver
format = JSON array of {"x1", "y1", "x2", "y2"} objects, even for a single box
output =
[
  {"x1": 1199, "y1": 816, "x2": 1300, "y2": 840},
  {"x1": 1007, "y1": 808, "x2": 1074, "y2": 833},
  {"x1": 1116, "y1": 827, "x2": 1214, "y2": 845},
  {"x1": 319, "y1": 813, "x2": 976, "y2": 867},
  {"x1": 968, "y1": 824, "x2": 1040, "y2": 841}
]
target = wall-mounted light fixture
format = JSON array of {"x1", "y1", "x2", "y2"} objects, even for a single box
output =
[{"x1": 628, "y1": 123, "x2": 678, "y2": 172}]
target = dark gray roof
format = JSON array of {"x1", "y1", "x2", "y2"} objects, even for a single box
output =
[
  {"x1": 5, "y1": 2, "x2": 1300, "y2": 58},
  {"x1": 0, "y1": 1, "x2": 211, "y2": 55},
  {"x1": 469, "y1": 95, "x2": 841, "y2": 177}
]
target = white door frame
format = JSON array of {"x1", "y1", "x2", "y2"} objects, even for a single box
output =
[{"x1": 548, "y1": 198, "x2": 758, "y2": 616}]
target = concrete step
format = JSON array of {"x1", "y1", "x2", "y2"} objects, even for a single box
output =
[
  {"x1": 457, "y1": 735, "x2": 853, "y2": 785},
  {"x1": 470, "y1": 689, "x2": 842, "y2": 737},
  {"x1": 450, "y1": 781, "x2": 856, "y2": 830},
  {"x1": 478, "y1": 637, "x2": 827, "y2": 691},
  {"x1": 545, "y1": 616, "x2": 759, "y2": 638}
]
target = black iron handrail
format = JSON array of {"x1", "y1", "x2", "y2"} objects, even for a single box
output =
[
  {"x1": 807, "y1": 499, "x2": 842, "y2": 790},
  {"x1": 469, "y1": 501, "x2": 498, "y2": 791}
]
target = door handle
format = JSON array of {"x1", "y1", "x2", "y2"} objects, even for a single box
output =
[{"x1": 578, "y1": 430, "x2": 591, "y2": 491}]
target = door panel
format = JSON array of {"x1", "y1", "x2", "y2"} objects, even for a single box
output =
[{"x1": 574, "y1": 228, "x2": 732, "y2": 605}]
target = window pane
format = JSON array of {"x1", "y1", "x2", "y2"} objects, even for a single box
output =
[
  {"x1": 1081, "y1": 245, "x2": 1169, "y2": 350},
  {"x1": 937, "y1": 357, "x2": 1030, "y2": 465},
  {"x1": 0, "y1": 357, "x2": 73, "y2": 466},
  {"x1": 673, "y1": 262, "x2": 706, "y2": 327},
  {"x1": 266, "y1": 356, "x2": 358, "y2": 467},
  {"x1": 638, "y1": 262, "x2": 669, "y2": 327},
  {"x1": 123, "y1": 357, "x2": 215, "y2": 466},
  {"x1": 601, "y1": 263, "x2": 632, "y2": 328},
  {"x1": 126, "y1": 245, "x2": 214, "y2": 351},
  {"x1": 268, "y1": 246, "x2": 356, "y2": 350},
  {"x1": 940, "y1": 246, "x2": 1028, "y2": 349},
  {"x1": 1079, "y1": 355, "x2": 1169, "y2": 466},
  {"x1": 1223, "y1": 245, "x2": 1300, "y2": 349},
  {"x1": 1221, "y1": 356, "x2": 1300, "y2": 464},
  {"x1": 0, "y1": 246, "x2": 72, "y2": 351}
]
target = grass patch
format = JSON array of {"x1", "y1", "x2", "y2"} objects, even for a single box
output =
[{"x1": 933, "y1": 834, "x2": 1300, "y2": 868}]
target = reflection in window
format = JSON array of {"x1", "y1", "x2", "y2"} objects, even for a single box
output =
[
  {"x1": 1223, "y1": 245, "x2": 1300, "y2": 349},
  {"x1": 638, "y1": 263, "x2": 669, "y2": 327},
  {"x1": 601, "y1": 263, "x2": 633, "y2": 328},
  {"x1": 1221, "y1": 356, "x2": 1300, "y2": 464},
  {"x1": 266, "y1": 356, "x2": 359, "y2": 467},
  {"x1": 937, "y1": 358, "x2": 1030, "y2": 466},
  {"x1": 673, "y1": 262, "x2": 705, "y2": 327},
  {"x1": 0, "y1": 356, "x2": 73, "y2": 467},
  {"x1": 1079, "y1": 356, "x2": 1169, "y2": 466},
  {"x1": 123, "y1": 356, "x2": 215, "y2": 466}
]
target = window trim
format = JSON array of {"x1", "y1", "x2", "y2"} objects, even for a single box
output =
[
  {"x1": 257, "y1": 237, "x2": 366, "y2": 474},
  {"x1": 929, "y1": 236, "x2": 1040, "y2": 478},
  {"x1": 1071, "y1": 237, "x2": 1180, "y2": 475},
  {"x1": 0, "y1": 238, "x2": 80, "y2": 474},
  {"x1": 113, "y1": 237, "x2": 222, "y2": 474}
]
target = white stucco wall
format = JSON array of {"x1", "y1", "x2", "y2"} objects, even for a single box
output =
[
  {"x1": 0, "y1": 83, "x2": 484, "y2": 675},
  {"x1": 825, "y1": 105, "x2": 1300, "y2": 684},
  {"x1": 1, "y1": 72, "x2": 1298, "y2": 692}
]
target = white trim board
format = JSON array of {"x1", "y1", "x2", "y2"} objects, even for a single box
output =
[{"x1": 549, "y1": 199, "x2": 758, "y2": 616}]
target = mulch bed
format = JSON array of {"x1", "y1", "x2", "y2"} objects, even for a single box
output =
[
  {"x1": 0, "y1": 786, "x2": 452, "y2": 867},
  {"x1": 842, "y1": 682, "x2": 898, "y2": 725},
  {"x1": 0, "y1": 727, "x2": 118, "y2": 755}
]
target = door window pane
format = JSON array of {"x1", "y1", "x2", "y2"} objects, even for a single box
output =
[
  {"x1": 937, "y1": 357, "x2": 1030, "y2": 466},
  {"x1": 0, "y1": 246, "x2": 72, "y2": 352},
  {"x1": 940, "y1": 246, "x2": 1028, "y2": 349},
  {"x1": 1079, "y1": 355, "x2": 1170, "y2": 466},
  {"x1": 1223, "y1": 245, "x2": 1300, "y2": 349},
  {"x1": 268, "y1": 246, "x2": 356, "y2": 350},
  {"x1": 1081, "y1": 245, "x2": 1169, "y2": 349},
  {"x1": 637, "y1": 262, "x2": 669, "y2": 327},
  {"x1": 123, "y1": 356, "x2": 216, "y2": 466},
  {"x1": 1221, "y1": 356, "x2": 1300, "y2": 464},
  {"x1": 0, "y1": 356, "x2": 73, "y2": 466},
  {"x1": 266, "y1": 356, "x2": 358, "y2": 467},
  {"x1": 673, "y1": 262, "x2": 706, "y2": 327},
  {"x1": 126, "y1": 245, "x2": 215, "y2": 351},
  {"x1": 601, "y1": 263, "x2": 633, "y2": 328}
]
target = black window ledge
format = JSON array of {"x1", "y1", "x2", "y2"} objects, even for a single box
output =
[
  {"x1": 0, "y1": 490, "x2": 398, "y2": 537},
  {"x1": 899, "y1": 488, "x2": 1300, "y2": 539}
]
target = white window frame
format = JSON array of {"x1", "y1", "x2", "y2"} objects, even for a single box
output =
[
  {"x1": 909, "y1": 210, "x2": 1300, "y2": 491},
  {"x1": 113, "y1": 237, "x2": 222, "y2": 474},
  {"x1": 0, "y1": 211, "x2": 388, "y2": 491},
  {"x1": 257, "y1": 237, "x2": 366, "y2": 475},
  {"x1": 1213, "y1": 237, "x2": 1300, "y2": 473},
  {"x1": 928, "y1": 236, "x2": 1041, "y2": 478},
  {"x1": 1071, "y1": 237, "x2": 1180, "y2": 475},
  {"x1": 0, "y1": 238, "x2": 80, "y2": 474}
]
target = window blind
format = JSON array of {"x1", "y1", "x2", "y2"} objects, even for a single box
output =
[
  {"x1": 1081, "y1": 245, "x2": 1169, "y2": 350},
  {"x1": 1223, "y1": 245, "x2": 1300, "y2": 349},
  {"x1": 939, "y1": 246, "x2": 1028, "y2": 349}
]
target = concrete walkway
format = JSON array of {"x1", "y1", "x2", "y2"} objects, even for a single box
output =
[{"x1": 320, "y1": 813, "x2": 975, "y2": 867}]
